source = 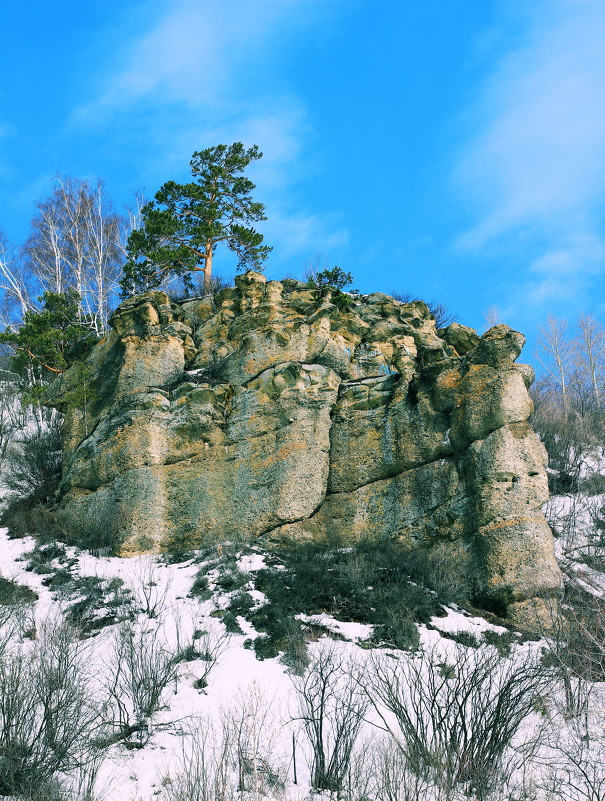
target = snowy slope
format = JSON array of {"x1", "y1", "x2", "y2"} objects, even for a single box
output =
[{"x1": 0, "y1": 524, "x2": 604, "y2": 801}]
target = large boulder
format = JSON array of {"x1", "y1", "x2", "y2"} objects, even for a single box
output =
[{"x1": 47, "y1": 273, "x2": 562, "y2": 627}]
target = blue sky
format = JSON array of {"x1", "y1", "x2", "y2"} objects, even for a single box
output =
[{"x1": 1, "y1": 0, "x2": 605, "y2": 359}]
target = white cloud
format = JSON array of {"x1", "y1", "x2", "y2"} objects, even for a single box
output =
[
  {"x1": 518, "y1": 233, "x2": 604, "y2": 308},
  {"x1": 72, "y1": 0, "x2": 302, "y2": 124},
  {"x1": 265, "y1": 209, "x2": 349, "y2": 261},
  {"x1": 453, "y1": 1, "x2": 605, "y2": 310},
  {"x1": 68, "y1": 0, "x2": 347, "y2": 268}
]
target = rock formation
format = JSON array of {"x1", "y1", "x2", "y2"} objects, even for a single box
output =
[{"x1": 48, "y1": 271, "x2": 562, "y2": 627}]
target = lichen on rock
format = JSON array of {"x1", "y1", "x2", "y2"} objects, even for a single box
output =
[{"x1": 47, "y1": 271, "x2": 562, "y2": 627}]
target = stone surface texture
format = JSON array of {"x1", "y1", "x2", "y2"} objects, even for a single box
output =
[{"x1": 48, "y1": 271, "x2": 562, "y2": 627}]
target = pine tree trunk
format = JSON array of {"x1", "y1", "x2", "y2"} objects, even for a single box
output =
[{"x1": 203, "y1": 242, "x2": 213, "y2": 289}]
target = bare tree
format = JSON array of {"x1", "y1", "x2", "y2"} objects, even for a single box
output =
[
  {"x1": 536, "y1": 316, "x2": 574, "y2": 418},
  {"x1": 575, "y1": 314, "x2": 605, "y2": 411},
  {"x1": 361, "y1": 737, "x2": 445, "y2": 801},
  {"x1": 483, "y1": 305, "x2": 501, "y2": 331},
  {"x1": 390, "y1": 290, "x2": 458, "y2": 328},
  {"x1": 532, "y1": 312, "x2": 605, "y2": 498},
  {"x1": 164, "y1": 692, "x2": 287, "y2": 801},
  {"x1": 22, "y1": 176, "x2": 126, "y2": 332},
  {"x1": 292, "y1": 643, "x2": 369, "y2": 793},
  {"x1": 303, "y1": 252, "x2": 330, "y2": 283},
  {"x1": 222, "y1": 681, "x2": 286, "y2": 797},
  {"x1": 128, "y1": 556, "x2": 173, "y2": 619},
  {"x1": 188, "y1": 628, "x2": 232, "y2": 690},
  {"x1": 104, "y1": 621, "x2": 180, "y2": 744},
  {"x1": 0, "y1": 233, "x2": 36, "y2": 327},
  {"x1": 162, "y1": 719, "x2": 235, "y2": 801},
  {"x1": 0, "y1": 372, "x2": 26, "y2": 471},
  {"x1": 540, "y1": 730, "x2": 605, "y2": 801},
  {"x1": 541, "y1": 582, "x2": 605, "y2": 724}
]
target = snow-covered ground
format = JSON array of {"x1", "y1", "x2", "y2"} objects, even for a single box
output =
[{"x1": 1, "y1": 501, "x2": 605, "y2": 800}]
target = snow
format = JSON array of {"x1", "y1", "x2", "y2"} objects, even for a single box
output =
[
  {"x1": 0, "y1": 528, "x2": 300, "y2": 799},
  {"x1": 1, "y1": 487, "x2": 604, "y2": 801},
  {"x1": 428, "y1": 606, "x2": 509, "y2": 636},
  {"x1": 296, "y1": 613, "x2": 374, "y2": 642}
]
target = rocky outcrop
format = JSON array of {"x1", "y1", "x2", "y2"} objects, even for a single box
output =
[{"x1": 48, "y1": 271, "x2": 562, "y2": 627}]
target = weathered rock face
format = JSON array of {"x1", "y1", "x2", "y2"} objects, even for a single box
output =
[{"x1": 49, "y1": 271, "x2": 562, "y2": 627}]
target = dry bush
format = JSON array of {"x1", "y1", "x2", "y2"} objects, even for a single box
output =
[
  {"x1": 222, "y1": 681, "x2": 287, "y2": 796},
  {"x1": 0, "y1": 374, "x2": 26, "y2": 470},
  {"x1": 128, "y1": 555, "x2": 173, "y2": 619},
  {"x1": 539, "y1": 732, "x2": 605, "y2": 801},
  {"x1": 163, "y1": 685, "x2": 287, "y2": 801},
  {"x1": 540, "y1": 585, "x2": 605, "y2": 722},
  {"x1": 366, "y1": 644, "x2": 549, "y2": 800},
  {"x1": 161, "y1": 720, "x2": 234, "y2": 801},
  {"x1": 0, "y1": 617, "x2": 108, "y2": 797},
  {"x1": 104, "y1": 621, "x2": 180, "y2": 744},
  {"x1": 292, "y1": 643, "x2": 369, "y2": 793}
]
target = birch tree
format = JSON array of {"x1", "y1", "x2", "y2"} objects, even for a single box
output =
[
  {"x1": 0, "y1": 234, "x2": 36, "y2": 327},
  {"x1": 575, "y1": 314, "x2": 605, "y2": 410},
  {"x1": 536, "y1": 316, "x2": 573, "y2": 418},
  {"x1": 22, "y1": 176, "x2": 125, "y2": 332}
]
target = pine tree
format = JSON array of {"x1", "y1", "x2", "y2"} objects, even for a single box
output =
[{"x1": 121, "y1": 142, "x2": 272, "y2": 295}]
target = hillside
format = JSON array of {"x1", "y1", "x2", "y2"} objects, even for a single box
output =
[{"x1": 0, "y1": 276, "x2": 603, "y2": 801}]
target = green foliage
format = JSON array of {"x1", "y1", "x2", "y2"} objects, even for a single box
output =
[
  {"x1": 0, "y1": 576, "x2": 38, "y2": 606},
  {"x1": 203, "y1": 540, "x2": 442, "y2": 662},
  {"x1": 580, "y1": 471, "x2": 605, "y2": 496},
  {"x1": 25, "y1": 542, "x2": 74, "y2": 576},
  {"x1": 437, "y1": 628, "x2": 481, "y2": 649},
  {"x1": 64, "y1": 575, "x2": 133, "y2": 635},
  {"x1": 60, "y1": 360, "x2": 99, "y2": 424},
  {"x1": 307, "y1": 267, "x2": 354, "y2": 291},
  {"x1": 24, "y1": 542, "x2": 133, "y2": 634},
  {"x1": 222, "y1": 590, "x2": 255, "y2": 634},
  {"x1": 307, "y1": 267, "x2": 359, "y2": 313},
  {"x1": 214, "y1": 566, "x2": 250, "y2": 593},
  {"x1": 3, "y1": 424, "x2": 62, "y2": 503},
  {"x1": 0, "y1": 418, "x2": 64, "y2": 541},
  {"x1": 121, "y1": 142, "x2": 272, "y2": 295},
  {"x1": 0, "y1": 290, "x2": 98, "y2": 385},
  {"x1": 482, "y1": 629, "x2": 517, "y2": 657},
  {"x1": 189, "y1": 574, "x2": 211, "y2": 600},
  {"x1": 403, "y1": 542, "x2": 471, "y2": 606}
]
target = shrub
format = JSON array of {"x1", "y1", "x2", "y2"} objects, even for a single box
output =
[
  {"x1": 307, "y1": 267, "x2": 354, "y2": 291},
  {"x1": 482, "y1": 629, "x2": 517, "y2": 657},
  {"x1": 190, "y1": 574, "x2": 211, "y2": 599},
  {"x1": 64, "y1": 576, "x2": 133, "y2": 635},
  {"x1": 293, "y1": 644, "x2": 368, "y2": 792},
  {"x1": 366, "y1": 644, "x2": 549, "y2": 799},
  {"x1": 0, "y1": 576, "x2": 38, "y2": 606},
  {"x1": 436, "y1": 628, "x2": 480, "y2": 649},
  {"x1": 0, "y1": 416, "x2": 63, "y2": 540},
  {"x1": 0, "y1": 617, "x2": 108, "y2": 797},
  {"x1": 104, "y1": 622, "x2": 180, "y2": 744},
  {"x1": 167, "y1": 272, "x2": 232, "y2": 303},
  {"x1": 222, "y1": 590, "x2": 255, "y2": 634},
  {"x1": 215, "y1": 539, "x2": 441, "y2": 662},
  {"x1": 403, "y1": 541, "x2": 471, "y2": 605},
  {"x1": 3, "y1": 419, "x2": 62, "y2": 501}
]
